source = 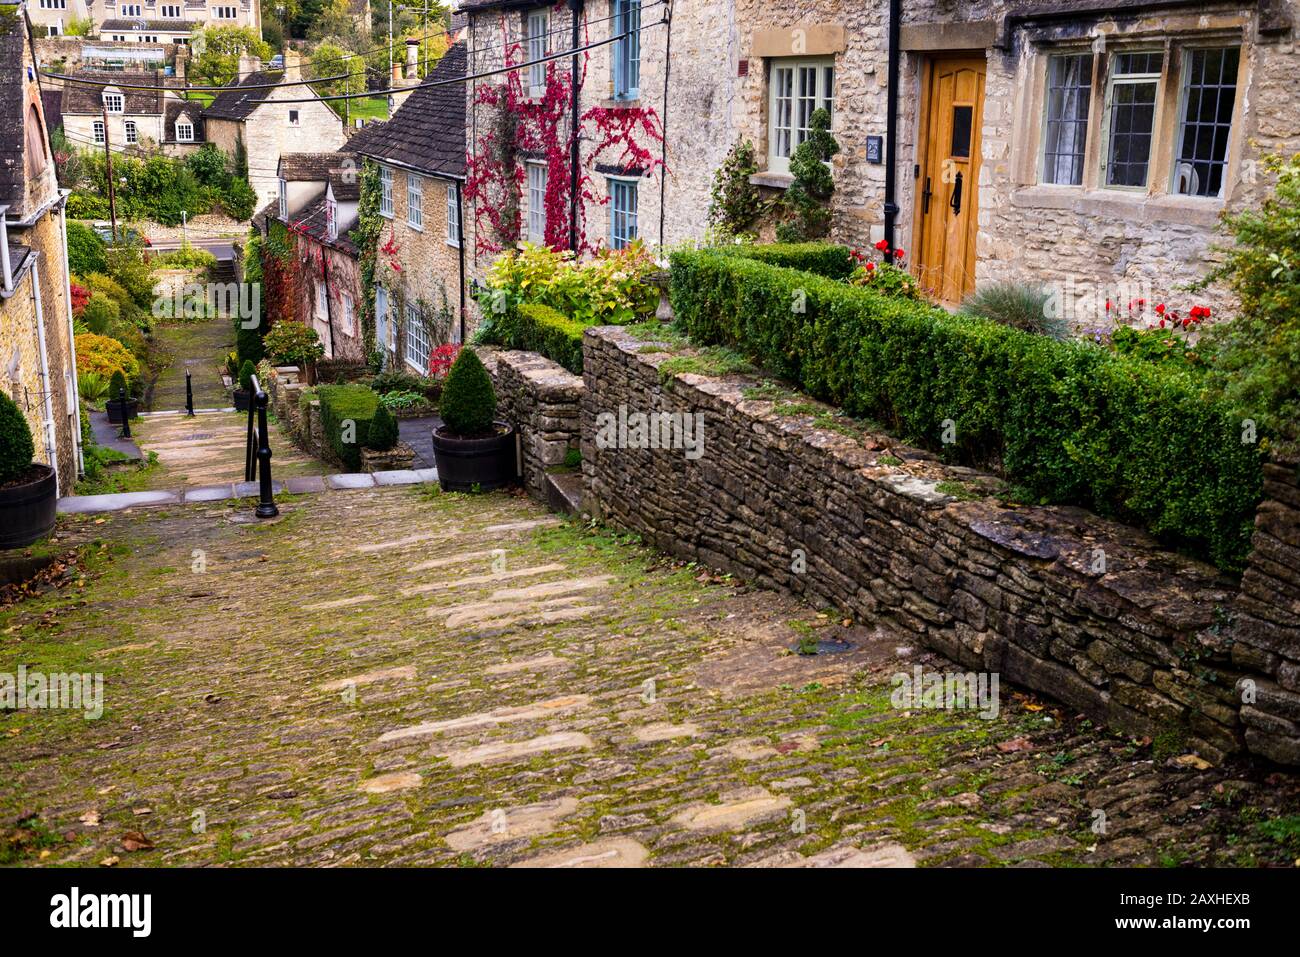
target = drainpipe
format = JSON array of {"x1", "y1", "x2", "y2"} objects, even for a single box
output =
[
  {"x1": 59, "y1": 195, "x2": 85, "y2": 477},
  {"x1": 455, "y1": 179, "x2": 466, "y2": 344},
  {"x1": 0, "y1": 206, "x2": 12, "y2": 292},
  {"x1": 567, "y1": 0, "x2": 584, "y2": 253},
  {"x1": 30, "y1": 260, "x2": 61, "y2": 497},
  {"x1": 882, "y1": 0, "x2": 901, "y2": 255}
]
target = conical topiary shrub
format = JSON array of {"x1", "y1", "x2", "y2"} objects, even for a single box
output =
[
  {"x1": 109, "y1": 369, "x2": 129, "y2": 401},
  {"x1": 366, "y1": 403, "x2": 400, "y2": 451},
  {"x1": 439, "y1": 348, "x2": 496, "y2": 437},
  {"x1": 0, "y1": 392, "x2": 35, "y2": 484},
  {"x1": 238, "y1": 360, "x2": 256, "y2": 393}
]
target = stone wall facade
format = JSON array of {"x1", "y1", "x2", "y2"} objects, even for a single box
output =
[
  {"x1": 722, "y1": 0, "x2": 1298, "y2": 316},
  {"x1": 480, "y1": 346, "x2": 583, "y2": 501},
  {"x1": 372, "y1": 166, "x2": 468, "y2": 366},
  {"x1": 580, "y1": 325, "x2": 1300, "y2": 766}
]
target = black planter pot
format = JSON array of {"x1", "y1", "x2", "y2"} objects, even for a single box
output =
[
  {"x1": 105, "y1": 397, "x2": 139, "y2": 424},
  {"x1": 0, "y1": 465, "x2": 58, "y2": 549},
  {"x1": 233, "y1": 388, "x2": 251, "y2": 412},
  {"x1": 431, "y1": 421, "x2": 518, "y2": 492}
]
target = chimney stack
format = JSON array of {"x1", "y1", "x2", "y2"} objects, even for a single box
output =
[
  {"x1": 237, "y1": 53, "x2": 262, "y2": 80},
  {"x1": 283, "y1": 51, "x2": 302, "y2": 82},
  {"x1": 173, "y1": 47, "x2": 188, "y2": 80},
  {"x1": 405, "y1": 39, "x2": 419, "y2": 80}
]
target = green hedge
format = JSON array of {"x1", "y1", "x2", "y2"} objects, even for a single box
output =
[
  {"x1": 719, "y1": 242, "x2": 855, "y2": 280},
  {"x1": 514, "y1": 303, "x2": 586, "y2": 374},
  {"x1": 668, "y1": 250, "x2": 1264, "y2": 572},
  {"x1": 317, "y1": 383, "x2": 380, "y2": 471}
]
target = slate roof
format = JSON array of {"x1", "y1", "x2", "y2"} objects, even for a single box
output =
[
  {"x1": 285, "y1": 193, "x2": 359, "y2": 256},
  {"x1": 41, "y1": 89, "x2": 62, "y2": 132},
  {"x1": 328, "y1": 166, "x2": 360, "y2": 202},
  {"x1": 99, "y1": 18, "x2": 193, "y2": 31},
  {"x1": 203, "y1": 69, "x2": 284, "y2": 121},
  {"x1": 63, "y1": 71, "x2": 166, "y2": 115},
  {"x1": 347, "y1": 42, "x2": 466, "y2": 179},
  {"x1": 278, "y1": 152, "x2": 342, "y2": 182}
]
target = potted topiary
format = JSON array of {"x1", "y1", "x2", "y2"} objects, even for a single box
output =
[
  {"x1": 360, "y1": 403, "x2": 416, "y2": 472},
  {"x1": 104, "y1": 369, "x2": 138, "y2": 424},
  {"x1": 0, "y1": 392, "x2": 57, "y2": 549},
  {"x1": 430, "y1": 348, "x2": 517, "y2": 492},
  {"x1": 233, "y1": 360, "x2": 256, "y2": 411}
]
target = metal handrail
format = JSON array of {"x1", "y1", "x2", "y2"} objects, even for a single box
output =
[{"x1": 243, "y1": 374, "x2": 279, "y2": 518}]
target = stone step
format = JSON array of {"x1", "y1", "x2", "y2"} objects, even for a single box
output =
[{"x1": 544, "y1": 471, "x2": 583, "y2": 516}]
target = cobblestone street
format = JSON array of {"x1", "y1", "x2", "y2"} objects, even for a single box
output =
[{"x1": 4, "y1": 486, "x2": 1300, "y2": 868}]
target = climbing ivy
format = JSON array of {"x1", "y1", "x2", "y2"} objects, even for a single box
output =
[{"x1": 355, "y1": 160, "x2": 386, "y2": 362}]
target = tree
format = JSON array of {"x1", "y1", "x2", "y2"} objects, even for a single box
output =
[
  {"x1": 775, "y1": 108, "x2": 839, "y2": 243},
  {"x1": 307, "y1": 41, "x2": 365, "y2": 99},
  {"x1": 66, "y1": 222, "x2": 107, "y2": 276},
  {"x1": 707, "y1": 139, "x2": 764, "y2": 239},
  {"x1": 192, "y1": 26, "x2": 273, "y2": 86}
]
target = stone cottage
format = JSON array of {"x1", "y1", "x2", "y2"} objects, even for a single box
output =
[
  {"x1": 725, "y1": 0, "x2": 1299, "y2": 312},
  {"x1": 203, "y1": 52, "x2": 346, "y2": 212},
  {"x1": 266, "y1": 151, "x2": 366, "y2": 362},
  {"x1": 349, "y1": 41, "x2": 470, "y2": 372},
  {"x1": 458, "y1": 0, "x2": 734, "y2": 275},
  {"x1": 0, "y1": 2, "x2": 82, "y2": 492},
  {"x1": 96, "y1": 0, "x2": 262, "y2": 43},
  {"x1": 59, "y1": 69, "x2": 174, "y2": 153}
]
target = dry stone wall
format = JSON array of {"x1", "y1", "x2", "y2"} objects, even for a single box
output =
[{"x1": 579, "y1": 325, "x2": 1300, "y2": 766}]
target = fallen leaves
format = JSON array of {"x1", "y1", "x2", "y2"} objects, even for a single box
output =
[
  {"x1": 79, "y1": 809, "x2": 101, "y2": 827},
  {"x1": 996, "y1": 737, "x2": 1035, "y2": 754},
  {"x1": 120, "y1": 831, "x2": 154, "y2": 852}
]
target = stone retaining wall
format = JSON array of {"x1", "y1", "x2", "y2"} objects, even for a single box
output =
[
  {"x1": 581, "y1": 325, "x2": 1300, "y2": 766},
  {"x1": 481, "y1": 348, "x2": 584, "y2": 502}
]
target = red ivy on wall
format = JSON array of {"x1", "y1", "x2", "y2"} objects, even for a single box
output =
[{"x1": 464, "y1": 20, "x2": 665, "y2": 256}]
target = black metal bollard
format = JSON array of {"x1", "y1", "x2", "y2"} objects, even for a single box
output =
[
  {"x1": 254, "y1": 388, "x2": 278, "y2": 518},
  {"x1": 118, "y1": 387, "x2": 131, "y2": 438},
  {"x1": 185, "y1": 368, "x2": 194, "y2": 416}
]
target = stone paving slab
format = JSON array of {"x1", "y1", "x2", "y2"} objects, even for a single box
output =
[
  {"x1": 57, "y1": 489, "x2": 181, "y2": 513},
  {"x1": 285, "y1": 475, "x2": 329, "y2": 494},
  {"x1": 326, "y1": 473, "x2": 377, "y2": 490},
  {"x1": 234, "y1": 480, "x2": 286, "y2": 498},
  {"x1": 7, "y1": 486, "x2": 1300, "y2": 869},
  {"x1": 88, "y1": 410, "x2": 141, "y2": 462},
  {"x1": 373, "y1": 470, "x2": 425, "y2": 486},
  {"x1": 181, "y1": 484, "x2": 236, "y2": 502}
]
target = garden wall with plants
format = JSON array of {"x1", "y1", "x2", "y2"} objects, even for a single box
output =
[{"x1": 578, "y1": 325, "x2": 1300, "y2": 767}]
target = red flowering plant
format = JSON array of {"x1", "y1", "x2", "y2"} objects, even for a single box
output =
[
  {"x1": 428, "y1": 343, "x2": 461, "y2": 379},
  {"x1": 70, "y1": 282, "x2": 91, "y2": 316},
  {"x1": 847, "y1": 239, "x2": 926, "y2": 301},
  {"x1": 1104, "y1": 296, "x2": 1211, "y2": 371}
]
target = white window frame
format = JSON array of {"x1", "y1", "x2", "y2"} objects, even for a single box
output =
[
  {"x1": 326, "y1": 195, "x2": 338, "y2": 240},
  {"x1": 407, "y1": 173, "x2": 423, "y2": 230},
  {"x1": 526, "y1": 9, "x2": 549, "y2": 95},
  {"x1": 175, "y1": 120, "x2": 194, "y2": 142},
  {"x1": 767, "y1": 57, "x2": 834, "y2": 175},
  {"x1": 526, "y1": 161, "x2": 547, "y2": 244},
  {"x1": 404, "y1": 301, "x2": 430, "y2": 372},
  {"x1": 121, "y1": 2, "x2": 141, "y2": 14},
  {"x1": 379, "y1": 165, "x2": 394, "y2": 217},
  {"x1": 102, "y1": 90, "x2": 124, "y2": 114},
  {"x1": 341, "y1": 291, "x2": 354, "y2": 335},
  {"x1": 608, "y1": 176, "x2": 638, "y2": 250},
  {"x1": 161, "y1": 3, "x2": 181, "y2": 16},
  {"x1": 92, "y1": 120, "x2": 105, "y2": 145},
  {"x1": 375, "y1": 286, "x2": 392, "y2": 350},
  {"x1": 315, "y1": 281, "x2": 328, "y2": 318},
  {"x1": 213, "y1": 4, "x2": 236, "y2": 18},
  {"x1": 123, "y1": 120, "x2": 137, "y2": 144},
  {"x1": 446, "y1": 182, "x2": 460, "y2": 246},
  {"x1": 278, "y1": 178, "x2": 287, "y2": 219},
  {"x1": 1100, "y1": 49, "x2": 1164, "y2": 191}
]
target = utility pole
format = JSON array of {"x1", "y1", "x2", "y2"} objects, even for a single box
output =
[
  {"x1": 567, "y1": 0, "x2": 583, "y2": 253},
  {"x1": 388, "y1": 0, "x2": 394, "y2": 84},
  {"x1": 102, "y1": 107, "x2": 118, "y2": 243}
]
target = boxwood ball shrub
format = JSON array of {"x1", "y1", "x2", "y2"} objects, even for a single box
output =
[
  {"x1": 668, "y1": 249, "x2": 1263, "y2": 572},
  {"x1": 366, "y1": 403, "x2": 400, "y2": 451},
  {"x1": 317, "y1": 383, "x2": 381, "y2": 470},
  {"x1": 0, "y1": 392, "x2": 35, "y2": 484},
  {"x1": 439, "y1": 348, "x2": 497, "y2": 437}
]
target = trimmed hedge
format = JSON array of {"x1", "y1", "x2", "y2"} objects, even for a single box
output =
[
  {"x1": 317, "y1": 383, "x2": 381, "y2": 471},
  {"x1": 514, "y1": 303, "x2": 586, "y2": 374},
  {"x1": 719, "y1": 242, "x2": 855, "y2": 280},
  {"x1": 668, "y1": 249, "x2": 1264, "y2": 572}
]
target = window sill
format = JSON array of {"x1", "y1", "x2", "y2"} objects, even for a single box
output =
[
  {"x1": 1011, "y1": 184, "x2": 1223, "y2": 228},
  {"x1": 379, "y1": 211, "x2": 394, "y2": 220},
  {"x1": 750, "y1": 171, "x2": 793, "y2": 190},
  {"x1": 407, "y1": 221, "x2": 423, "y2": 232},
  {"x1": 446, "y1": 239, "x2": 460, "y2": 248},
  {"x1": 600, "y1": 97, "x2": 641, "y2": 109}
]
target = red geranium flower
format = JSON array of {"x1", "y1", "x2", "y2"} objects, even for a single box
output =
[
  {"x1": 875, "y1": 239, "x2": 890, "y2": 252},
  {"x1": 894, "y1": 248, "x2": 905, "y2": 259}
]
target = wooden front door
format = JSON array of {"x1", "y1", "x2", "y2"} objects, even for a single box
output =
[{"x1": 914, "y1": 56, "x2": 986, "y2": 306}]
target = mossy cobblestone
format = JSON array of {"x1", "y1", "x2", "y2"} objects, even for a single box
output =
[{"x1": 2, "y1": 487, "x2": 1299, "y2": 867}]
